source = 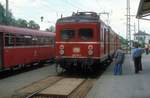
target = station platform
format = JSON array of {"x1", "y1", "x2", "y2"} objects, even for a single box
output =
[{"x1": 86, "y1": 54, "x2": 150, "y2": 98}]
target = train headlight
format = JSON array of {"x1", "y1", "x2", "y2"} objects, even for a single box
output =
[
  {"x1": 88, "y1": 50, "x2": 93, "y2": 55},
  {"x1": 59, "y1": 45, "x2": 64, "y2": 50},
  {"x1": 59, "y1": 49, "x2": 64, "y2": 55},
  {"x1": 88, "y1": 45, "x2": 93, "y2": 50}
]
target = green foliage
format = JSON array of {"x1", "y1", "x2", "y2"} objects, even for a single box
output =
[
  {"x1": 0, "y1": 3, "x2": 15, "y2": 25},
  {"x1": 28, "y1": 20, "x2": 40, "y2": 30},
  {"x1": 120, "y1": 36, "x2": 128, "y2": 46},
  {"x1": 15, "y1": 19, "x2": 28, "y2": 28},
  {"x1": 0, "y1": 3, "x2": 5, "y2": 24},
  {"x1": 45, "y1": 25, "x2": 55, "y2": 32},
  {"x1": 0, "y1": 3, "x2": 40, "y2": 30}
]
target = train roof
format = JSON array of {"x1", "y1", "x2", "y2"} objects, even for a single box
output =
[
  {"x1": 0, "y1": 25, "x2": 55, "y2": 37},
  {"x1": 57, "y1": 12, "x2": 100, "y2": 23}
]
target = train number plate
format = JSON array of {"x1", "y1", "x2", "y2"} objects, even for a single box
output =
[{"x1": 73, "y1": 47, "x2": 80, "y2": 53}]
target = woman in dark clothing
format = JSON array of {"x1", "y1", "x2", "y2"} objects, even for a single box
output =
[{"x1": 114, "y1": 47, "x2": 125, "y2": 75}]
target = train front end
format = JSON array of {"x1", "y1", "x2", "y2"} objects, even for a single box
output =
[{"x1": 55, "y1": 12, "x2": 100, "y2": 71}]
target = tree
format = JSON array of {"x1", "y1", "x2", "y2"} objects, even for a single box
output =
[
  {"x1": 46, "y1": 25, "x2": 55, "y2": 32},
  {"x1": 16, "y1": 19, "x2": 28, "y2": 28},
  {"x1": 5, "y1": 11, "x2": 14, "y2": 25},
  {"x1": 0, "y1": 3, "x2": 14, "y2": 25},
  {"x1": 0, "y1": 3, "x2": 5, "y2": 24},
  {"x1": 9, "y1": 18, "x2": 17, "y2": 26},
  {"x1": 28, "y1": 20, "x2": 40, "y2": 30},
  {"x1": 0, "y1": 3, "x2": 40, "y2": 29}
]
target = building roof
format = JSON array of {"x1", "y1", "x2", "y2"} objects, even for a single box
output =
[
  {"x1": 134, "y1": 31, "x2": 150, "y2": 36},
  {"x1": 136, "y1": 0, "x2": 150, "y2": 19}
]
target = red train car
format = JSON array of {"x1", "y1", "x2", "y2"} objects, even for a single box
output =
[
  {"x1": 55, "y1": 12, "x2": 120, "y2": 71},
  {"x1": 0, "y1": 25, "x2": 55, "y2": 71}
]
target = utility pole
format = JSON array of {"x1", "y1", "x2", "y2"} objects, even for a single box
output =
[
  {"x1": 133, "y1": 22, "x2": 136, "y2": 41},
  {"x1": 134, "y1": 22, "x2": 136, "y2": 33},
  {"x1": 126, "y1": 0, "x2": 131, "y2": 53},
  {"x1": 5, "y1": 0, "x2": 9, "y2": 25},
  {"x1": 138, "y1": 19, "x2": 140, "y2": 32}
]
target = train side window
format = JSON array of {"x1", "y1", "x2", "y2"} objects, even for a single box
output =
[
  {"x1": 5, "y1": 33, "x2": 15, "y2": 46},
  {"x1": 37, "y1": 37, "x2": 41, "y2": 45},
  {"x1": 79, "y1": 28, "x2": 93, "y2": 40},
  {"x1": 50, "y1": 37, "x2": 55, "y2": 47},
  {"x1": 16, "y1": 35, "x2": 25, "y2": 46},
  {"x1": 24, "y1": 35, "x2": 32, "y2": 46},
  {"x1": 40, "y1": 37, "x2": 45, "y2": 45},
  {"x1": 44, "y1": 37, "x2": 50, "y2": 45},
  {"x1": 32, "y1": 37, "x2": 38, "y2": 45},
  {"x1": 61, "y1": 29, "x2": 75, "y2": 41},
  {"x1": 100, "y1": 27, "x2": 103, "y2": 42},
  {"x1": 104, "y1": 28, "x2": 107, "y2": 41}
]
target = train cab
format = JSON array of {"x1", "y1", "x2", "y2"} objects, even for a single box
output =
[{"x1": 55, "y1": 12, "x2": 119, "y2": 71}]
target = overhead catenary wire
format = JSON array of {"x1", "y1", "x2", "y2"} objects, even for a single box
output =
[
  {"x1": 66, "y1": 0, "x2": 85, "y2": 11},
  {"x1": 95, "y1": 0, "x2": 102, "y2": 11}
]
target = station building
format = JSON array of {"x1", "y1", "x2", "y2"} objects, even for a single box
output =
[{"x1": 134, "y1": 31, "x2": 150, "y2": 45}]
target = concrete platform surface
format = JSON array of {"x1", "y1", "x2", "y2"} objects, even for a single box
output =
[
  {"x1": 0, "y1": 64, "x2": 57, "y2": 98},
  {"x1": 86, "y1": 54, "x2": 150, "y2": 98}
]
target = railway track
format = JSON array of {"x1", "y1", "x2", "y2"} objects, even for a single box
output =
[
  {"x1": 12, "y1": 76, "x2": 96, "y2": 98},
  {"x1": 12, "y1": 62, "x2": 110, "y2": 98}
]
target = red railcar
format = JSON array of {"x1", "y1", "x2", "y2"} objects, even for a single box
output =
[
  {"x1": 0, "y1": 25, "x2": 55, "y2": 70},
  {"x1": 55, "y1": 12, "x2": 120, "y2": 71}
]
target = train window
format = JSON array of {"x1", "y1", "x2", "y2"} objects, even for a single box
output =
[
  {"x1": 61, "y1": 29, "x2": 75, "y2": 41},
  {"x1": 24, "y1": 35, "x2": 32, "y2": 46},
  {"x1": 103, "y1": 28, "x2": 107, "y2": 41},
  {"x1": 43, "y1": 37, "x2": 50, "y2": 45},
  {"x1": 79, "y1": 28, "x2": 93, "y2": 40},
  {"x1": 50, "y1": 37, "x2": 55, "y2": 47},
  {"x1": 100, "y1": 27, "x2": 103, "y2": 41},
  {"x1": 40, "y1": 37, "x2": 45, "y2": 45},
  {"x1": 37, "y1": 37, "x2": 42, "y2": 45},
  {"x1": 32, "y1": 37, "x2": 38, "y2": 45},
  {"x1": 16, "y1": 35, "x2": 25, "y2": 46},
  {"x1": 5, "y1": 33, "x2": 15, "y2": 46}
]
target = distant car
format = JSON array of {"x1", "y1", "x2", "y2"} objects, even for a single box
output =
[{"x1": 0, "y1": 25, "x2": 55, "y2": 71}]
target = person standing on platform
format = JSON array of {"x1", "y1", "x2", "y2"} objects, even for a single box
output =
[
  {"x1": 145, "y1": 45, "x2": 149, "y2": 55},
  {"x1": 132, "y1": 45, "x2": 142, "y2": 73},
  {"x1": 114, "y1": 47, "x2": 125, "y2": 75},
  {"x1": 139, "y1": 45, "x2": 144, "y2": 71}
]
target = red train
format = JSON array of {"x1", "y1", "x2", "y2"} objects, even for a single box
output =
[
  {"x1": 55, "y1": 12, "x2": 120, "y2": 72},
  {"x1": 0, "y1": 25, "x2": 55, "y2": 71}
]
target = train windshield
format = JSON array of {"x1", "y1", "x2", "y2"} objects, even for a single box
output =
[
  {"x1": 79, "y1": 28, "x2": 93, "y2": 40},
  {"x1": 61, "y1": 29, "x2": 75, "y2": 41}
]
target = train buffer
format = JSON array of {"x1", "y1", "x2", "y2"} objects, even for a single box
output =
[
  {"x1": 12, "y1": 76, "x2": 94, "y2": 98},
  {"x1": 86, "y1": 54, "x2": 150, "y2": 98}
]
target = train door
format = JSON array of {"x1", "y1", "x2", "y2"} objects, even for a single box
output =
[
  {"x1": 104, "y1": 28, "x2": 107, "y2": 54},
  {"x1": 0, "y1": 33, "x2": 3, "y2": 66},
  {"x1": 108, "y1": 30, "x2": 110, "y2": 54}
]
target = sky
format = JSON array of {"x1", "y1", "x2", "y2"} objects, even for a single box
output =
[{"x1": 0, "y1": 0, "x2": 150, "y2": 39}]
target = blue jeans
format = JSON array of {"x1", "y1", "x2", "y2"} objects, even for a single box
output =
[{"x1": 114, "y1": 64, "x2": 122, "y2": 75}]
